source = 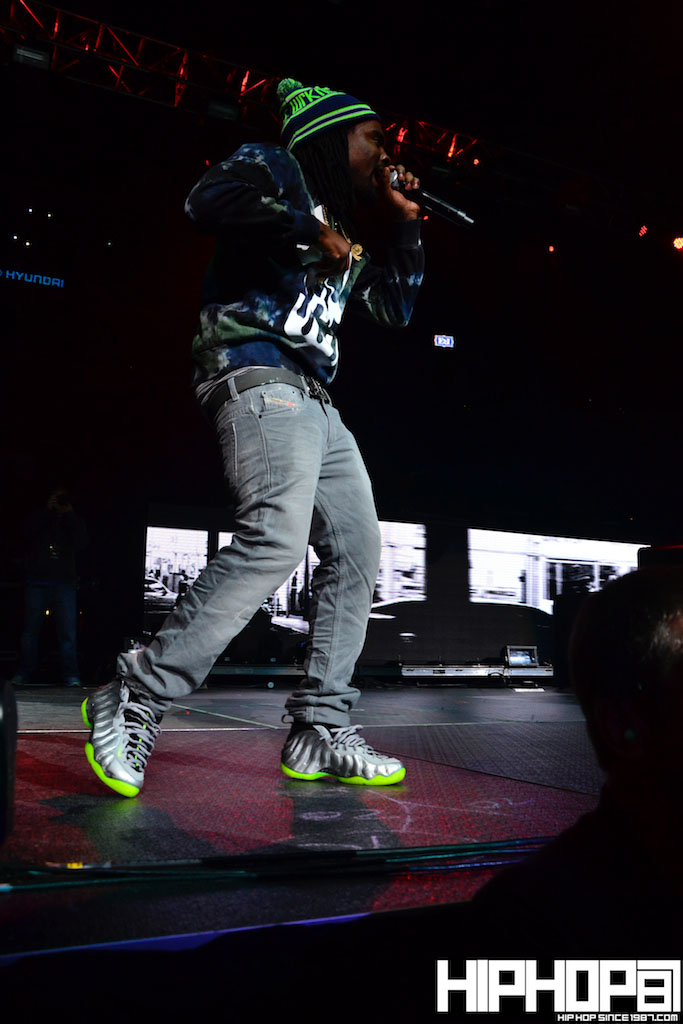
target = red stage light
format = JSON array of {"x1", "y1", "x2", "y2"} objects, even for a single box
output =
[
  {"x1": 548, "y1": 245, "x2": 555, "y2": 253},
  {"x1": 638, "y1": 225, "x2": 648, "y2": 237},
  {"x1": 673, "y1": 237, "x2": 683, "y2": 250},
  {"x1": 473, "y1": 158, "x2": 480, "y2": 166}
]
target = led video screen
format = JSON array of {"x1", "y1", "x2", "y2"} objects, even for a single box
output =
[
  {"x1": 143, "y1": 521, "x2": 426, "y2": 644},
  {"x1": 143, "y1": 527, "x2": 209, "y2": 614},
  {"x1": 216, "y1": 520, "x2": 427, "y2": 636},
  {"x1": 468, "y1": 528, "x2": 644, "y2": 615}
]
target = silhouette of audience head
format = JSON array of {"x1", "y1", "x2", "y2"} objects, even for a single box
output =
[
  {"x1": 570, "y1": 565, "x2": 683, "y2": 797},
  {"x1": 463, "y1": 565, "x2": 683, "y2": 958}
]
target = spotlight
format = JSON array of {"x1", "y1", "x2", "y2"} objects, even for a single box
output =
[
  {"x1": 673, "y1": 237, "x2": 683, "y2": 250},
  {"x1": 13, "y1": 43, "x2": 50, "y2": 71}
]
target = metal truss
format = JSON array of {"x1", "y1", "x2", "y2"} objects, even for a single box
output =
[
  {"x1": 2, "y1": 0, "x2": 678, "y2": 240},
  {"x1": 1, "y1": 0, "x2": 280, "y2": 120},
  {"x1": 1, "y1": 0, "x2": 478, "y2": 165},
  {"x1": 385, "y1": 118, "x2": 478, "y2": 167}
]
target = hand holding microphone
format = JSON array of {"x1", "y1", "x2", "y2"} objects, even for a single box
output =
[
  {"x1": 389, "y1": 167, "x2": 475, "y2": 227},
  {"x1": 376, "y1": 164, "x2": 422, "y2": 221}
]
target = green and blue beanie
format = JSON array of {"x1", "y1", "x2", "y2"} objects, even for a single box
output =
[{"x1": 277, "y1": 78, "x2": 380, "y2": 151}]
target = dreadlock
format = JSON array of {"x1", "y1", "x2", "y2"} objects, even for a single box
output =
[{"x1": 294, "y1": 126, "x2": 358, "y2": 240}]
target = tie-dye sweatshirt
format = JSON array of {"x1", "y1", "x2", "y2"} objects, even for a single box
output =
[{"x1": 184, "y1": 143, "x2": 424, "y2": 387}]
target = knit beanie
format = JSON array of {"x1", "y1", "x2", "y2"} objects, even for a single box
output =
[{"x1": 277, "y1": 78, "x2": 380, "y2": 151}]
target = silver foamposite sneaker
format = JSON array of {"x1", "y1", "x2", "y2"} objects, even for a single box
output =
[
  {"x1": 281, "y1": 724, "x2": 405, "y2": 785},
  {"x1": 82, "y1": 679, "x2": 161, "y2": 797}
]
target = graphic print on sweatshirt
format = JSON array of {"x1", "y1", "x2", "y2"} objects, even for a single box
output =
[{"x1": 283, "y1": 251, "x2": 353, "y2": 365}]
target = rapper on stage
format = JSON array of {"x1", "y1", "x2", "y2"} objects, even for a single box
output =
[{"x1": 82, "y1": 78, "x2": 425, "y2": 797}]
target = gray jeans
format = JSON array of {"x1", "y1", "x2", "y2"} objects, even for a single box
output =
[{"x1": 117, "y1": 375, "x2": 382, "y2": 728}]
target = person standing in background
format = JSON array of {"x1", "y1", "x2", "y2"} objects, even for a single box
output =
[{"x1": 13, "y1": 486, "x2": 88, "y2": 688}]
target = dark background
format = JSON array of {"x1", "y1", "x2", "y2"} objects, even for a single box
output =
[{"x1": 3, "y1": 0, "x2": 682, "y2": 668}]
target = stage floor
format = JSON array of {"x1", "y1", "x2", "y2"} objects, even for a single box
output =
[{"x1": 0, "y1": 679, "x2": 602, "y2": 962}]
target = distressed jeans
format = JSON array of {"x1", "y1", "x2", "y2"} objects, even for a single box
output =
[{"x1": 117, "y1": 375, "x2": 382, "y2": 727}]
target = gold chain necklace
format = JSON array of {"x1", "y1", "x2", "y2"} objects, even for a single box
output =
[{"x1": 322, "y1": 205, "x2": 364, "y2": 262}]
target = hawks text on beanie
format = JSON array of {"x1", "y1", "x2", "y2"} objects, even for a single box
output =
[{"x1": 277, "y1": 78, "x2": 380, "y2": 151}]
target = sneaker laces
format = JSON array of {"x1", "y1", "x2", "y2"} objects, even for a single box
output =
[
  {"x1": 116, "y1": 691, "x2": 162, "y2": 769},
  {"x1": 326, "y1": 725, "x2": 376, "y2": 753}
]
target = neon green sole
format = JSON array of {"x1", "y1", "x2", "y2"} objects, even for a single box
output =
[
  {"x1": 84, "y1": 742, "x2": 141, "y2": 798},
  {"x1": 81, "y1": 697, "x2": 91, "y2": 728},
  {"x1": 281, "y1": 764, "x2": 327, "y2": 780},
  {"x1": 337, "y1": 767, "x2": 406, "y2": 785},
  {"x1": 281, "y1": 763, "x2": 406, "y2": 786}
]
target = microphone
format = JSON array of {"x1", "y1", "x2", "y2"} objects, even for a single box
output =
[{"x1": 389, "y1": 169, "x2": 475, "y2": 227}]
